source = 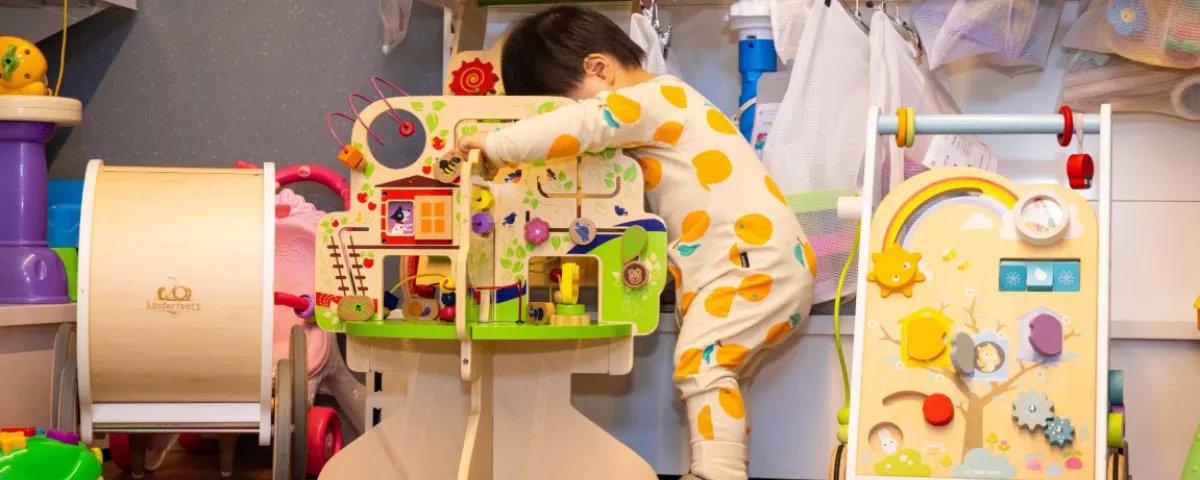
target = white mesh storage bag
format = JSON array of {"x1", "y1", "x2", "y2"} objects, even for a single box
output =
[
  {"x1": 869, "y1": 12, "x2": 994, "y2": 201},
  {"x1": 1104, "y1": 0, "x2": 1200, "y2": 69},
  {"x1": 630, "y1": 12, "x2": 684, "y2": 77},
  {"x1": 762, "y1": 2, "x2": 868, "y2": 304},
  {"x1": 1063, "y1": 0, "x2": 1116, "y2": 54},
  {"x1": 913, "y1": 0, "x2": 1064, "y2": 70},
  {"x1": 1062, "y1": 50, "x2": 1200, "y2": 120}
]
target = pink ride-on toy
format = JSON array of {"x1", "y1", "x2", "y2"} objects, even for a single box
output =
[{"x1": 108, "y1": 163, "x2": 365, "y2": 478}]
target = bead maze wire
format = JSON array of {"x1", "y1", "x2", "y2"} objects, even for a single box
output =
[{"x1": 325, "y1": 76, "x2": 414, "y2": 149}]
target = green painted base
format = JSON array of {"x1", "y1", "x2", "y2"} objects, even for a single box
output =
[
  {"x1": 470, "y1": 322, "x2": 631, "y2": 340},
  {"x1": 343, "y1": 320, "x2": 458, "y2": 340}
]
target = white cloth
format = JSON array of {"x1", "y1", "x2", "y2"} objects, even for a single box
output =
[
  {"x1": 769, "y1": 0, "x2": 811, "y2": 64},
  {"x1": 380, "y1": 0, "x2": 414, "y2": 55},
  {"x1": 761, "y1": 3, "x2": 868, "y2": 304},
  {"x1": 630, "y1": 13, "x2": 683, "y2": 77}
]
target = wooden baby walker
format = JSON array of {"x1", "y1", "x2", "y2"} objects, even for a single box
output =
[
  {"x1": 62, "y1": 161, "x2": 328, "y2": 480},
  {"x1": 832, "y1": 106, "x2": 1129, "y2": 480}
]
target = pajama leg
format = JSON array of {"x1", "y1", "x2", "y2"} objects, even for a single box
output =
[
  {"x1": 673, "y1": 265, "x2": 809, "y2": 480},
  {"x1": 680, "y1": 371, "x2": 748, "y2": 480}
]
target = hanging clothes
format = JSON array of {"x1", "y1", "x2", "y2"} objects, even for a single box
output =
[
  {"x1": 630, "y1": 12, "x2": 684, "y2": 78},
  {"x1": 869, "y1": 11, "x2": 996, "y2": 200},
  {"x1": 761, "y1": 2, "x2": 868, "y2": 304}
]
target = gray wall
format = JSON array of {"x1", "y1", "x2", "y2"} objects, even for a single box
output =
[{"x1": 37, "y1": 0, "x2": 444, "y2": 212}]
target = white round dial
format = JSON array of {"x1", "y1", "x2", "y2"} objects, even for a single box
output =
[{"x1": 1014, "y1": 192, "x2": 1070, "y2": 246}]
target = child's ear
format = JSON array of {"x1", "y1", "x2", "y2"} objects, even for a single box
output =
[{"x1": 582, "y1": 54, "x2": 612, "y2": 83}]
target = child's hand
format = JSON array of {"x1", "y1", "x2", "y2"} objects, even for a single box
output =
[{"x1": 458, "y1": 131, "x2": 489, "y2": 153}]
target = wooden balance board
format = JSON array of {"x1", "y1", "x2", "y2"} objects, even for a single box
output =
[
  {"x1": 77, "y1": 161, "x2": 275, "y2": 442},
  {"x1": 847, "y1": 167, "x2": 1111, "y2": 479}
]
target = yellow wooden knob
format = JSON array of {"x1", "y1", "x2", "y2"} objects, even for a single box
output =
[
  {"x1": 440, "y1": 277, "x2": 456, "y2": 291},
  {"x1": 906, "y1": 316, "x2": 947, "y2": 362},
  {"x1": 560, "y1": 262, "x2": 580, "y2": 305},
  {"x1": 472, "y1": 188, "x2": 493, "y2": 210}
]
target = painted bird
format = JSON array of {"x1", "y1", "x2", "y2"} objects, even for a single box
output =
[
  {"x1": 546, "y1": 168, "x2": 558, "y2": 180},
  {"x1": 572, "y1": 222, "x2": 592, "y2": 243},
  {"x1": 502, "y1": 212, "x2": 517, "y2": 226},
  {"x1": 614, "y1": 205, "x2": 628, "y2": 216},
  {"x1": 505, "y1": 169, "x2": 523, "y2": 184}
]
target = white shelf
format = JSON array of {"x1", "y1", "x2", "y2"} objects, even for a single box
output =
[{"x1": 0, "y1": 303, "x2": 76, "y2": 328}]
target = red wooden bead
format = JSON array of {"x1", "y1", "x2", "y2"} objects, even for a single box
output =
[
  {"x1": 923, "y1": 393, "x2": 955, "y2": 426},
  {"x1": 438, "y1": 306, "x2": 455, "y2": 322},
  {"x1": 1057, "y1": 106, "x2": 1074, "y2": 147},
  {"x1": 1067, "y1": 153, "x2": 1094, "y2": 190}
]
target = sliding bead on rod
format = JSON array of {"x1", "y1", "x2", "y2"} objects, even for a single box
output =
[{"x1": 877, "y1": 114, "x2": 1102, "y2": 135}]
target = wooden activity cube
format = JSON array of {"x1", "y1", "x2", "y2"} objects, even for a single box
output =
[
  {"x1": 845, "y1": 168, "x2": 1122, "y2": 480},
  {"x1": 314, "y1": 95, "x2": 667, "y2": 480}
]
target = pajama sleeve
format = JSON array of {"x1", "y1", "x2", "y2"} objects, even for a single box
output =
[{"x1": 485, "y1": 80, "x2": 686, "y2": 164}]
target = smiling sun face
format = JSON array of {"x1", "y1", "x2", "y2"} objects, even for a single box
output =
[{"x1": 867, "y1": 244, "x2": 925, "y2": 298}]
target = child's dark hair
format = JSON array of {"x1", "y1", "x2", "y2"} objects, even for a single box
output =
[{"x1": 501, "y1": 5, "x2": 645, "y2": 97}]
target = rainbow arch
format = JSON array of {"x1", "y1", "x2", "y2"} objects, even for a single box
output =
[{"x1": 882, "y1": 176, "x2": 1019, "y2": 247}]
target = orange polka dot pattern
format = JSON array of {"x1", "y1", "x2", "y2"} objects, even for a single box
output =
[{"x1": 479, "y1": 77, "x2": 815, "y2": 476}]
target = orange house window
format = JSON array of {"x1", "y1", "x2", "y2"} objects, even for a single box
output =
[{"x1": 414, "y1": 196, "x2": 453, "y2": 240}]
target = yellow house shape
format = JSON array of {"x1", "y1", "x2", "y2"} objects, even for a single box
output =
[{"x1": 899, "y1": 307, "x2": 953, "y2": 367}]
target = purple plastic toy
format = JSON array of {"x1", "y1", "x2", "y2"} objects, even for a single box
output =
[{"x1": 0, "y1": 120, "x2": 69, "y2": 303}]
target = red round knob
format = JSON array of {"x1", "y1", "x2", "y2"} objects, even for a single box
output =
[
  {"x1": 923, "y1": 393, "x2": 954, "y2": 426},
  {"x1": 438, "y1": 306, "x2": 455, "y2": 322}
]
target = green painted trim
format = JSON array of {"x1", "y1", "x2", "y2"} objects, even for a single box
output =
[
  {"x1": 314, "y1": 306, "x2": 345, "y2": 333},
  {"x1": 784, "y1": 189, "x2": 843, "y2": 214},
  {"x1": 555, "y1": 303, "x2": 586, "y2": 315},
  {"x1": 470, "y1": 322, "x2": 631, "y2": 340},
  {"x1": 344, "y1": 320, "x2": 459, "y2": 340}
]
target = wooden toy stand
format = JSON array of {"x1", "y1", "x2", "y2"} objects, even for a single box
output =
[
  {"x1": 313, "y1": 94, "x2": 666, "y2": 480},
  {"x1": 835, "y1": 106, "x2": 1126, "y2": 480}
]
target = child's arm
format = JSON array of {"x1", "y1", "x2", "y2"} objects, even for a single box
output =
[{"x1": 465, "y1": 81, "x2": 685, "y2": 165}]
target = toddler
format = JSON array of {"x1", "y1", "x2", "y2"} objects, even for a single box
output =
[{"x1": 458, "y1": 6, "x2": 815, "y2": 480}]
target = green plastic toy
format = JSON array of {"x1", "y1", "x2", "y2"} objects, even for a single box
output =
[{"x1": 0, "y1": 435, "x2": 103, "y2": 480}]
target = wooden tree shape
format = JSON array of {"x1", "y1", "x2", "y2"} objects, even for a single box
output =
[{"x1": 877, "y1": 297, "x2": 1081, "y2": 458}]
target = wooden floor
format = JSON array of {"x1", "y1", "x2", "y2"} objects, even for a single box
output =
[{"x1": 102, "y1": 437, "x2": 273, "y2": 480}]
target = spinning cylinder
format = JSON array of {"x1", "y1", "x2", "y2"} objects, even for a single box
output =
[{"x1": 78, "y1": 161, "x2": 275, "y2": 444}]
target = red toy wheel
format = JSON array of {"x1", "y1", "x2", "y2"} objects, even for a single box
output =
[
  {"x1": 306, "y1": 406, "x2": 343, "y2": 476},
  {"x1": 399, "y1": 121, "x2": 415, "y2": 137},
  {"x1": 177, "y1": 433, "x2": 216, "y2": 453},
  {"x1": 109, "y1": 433, "x2": 131, "y2": 472}
]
